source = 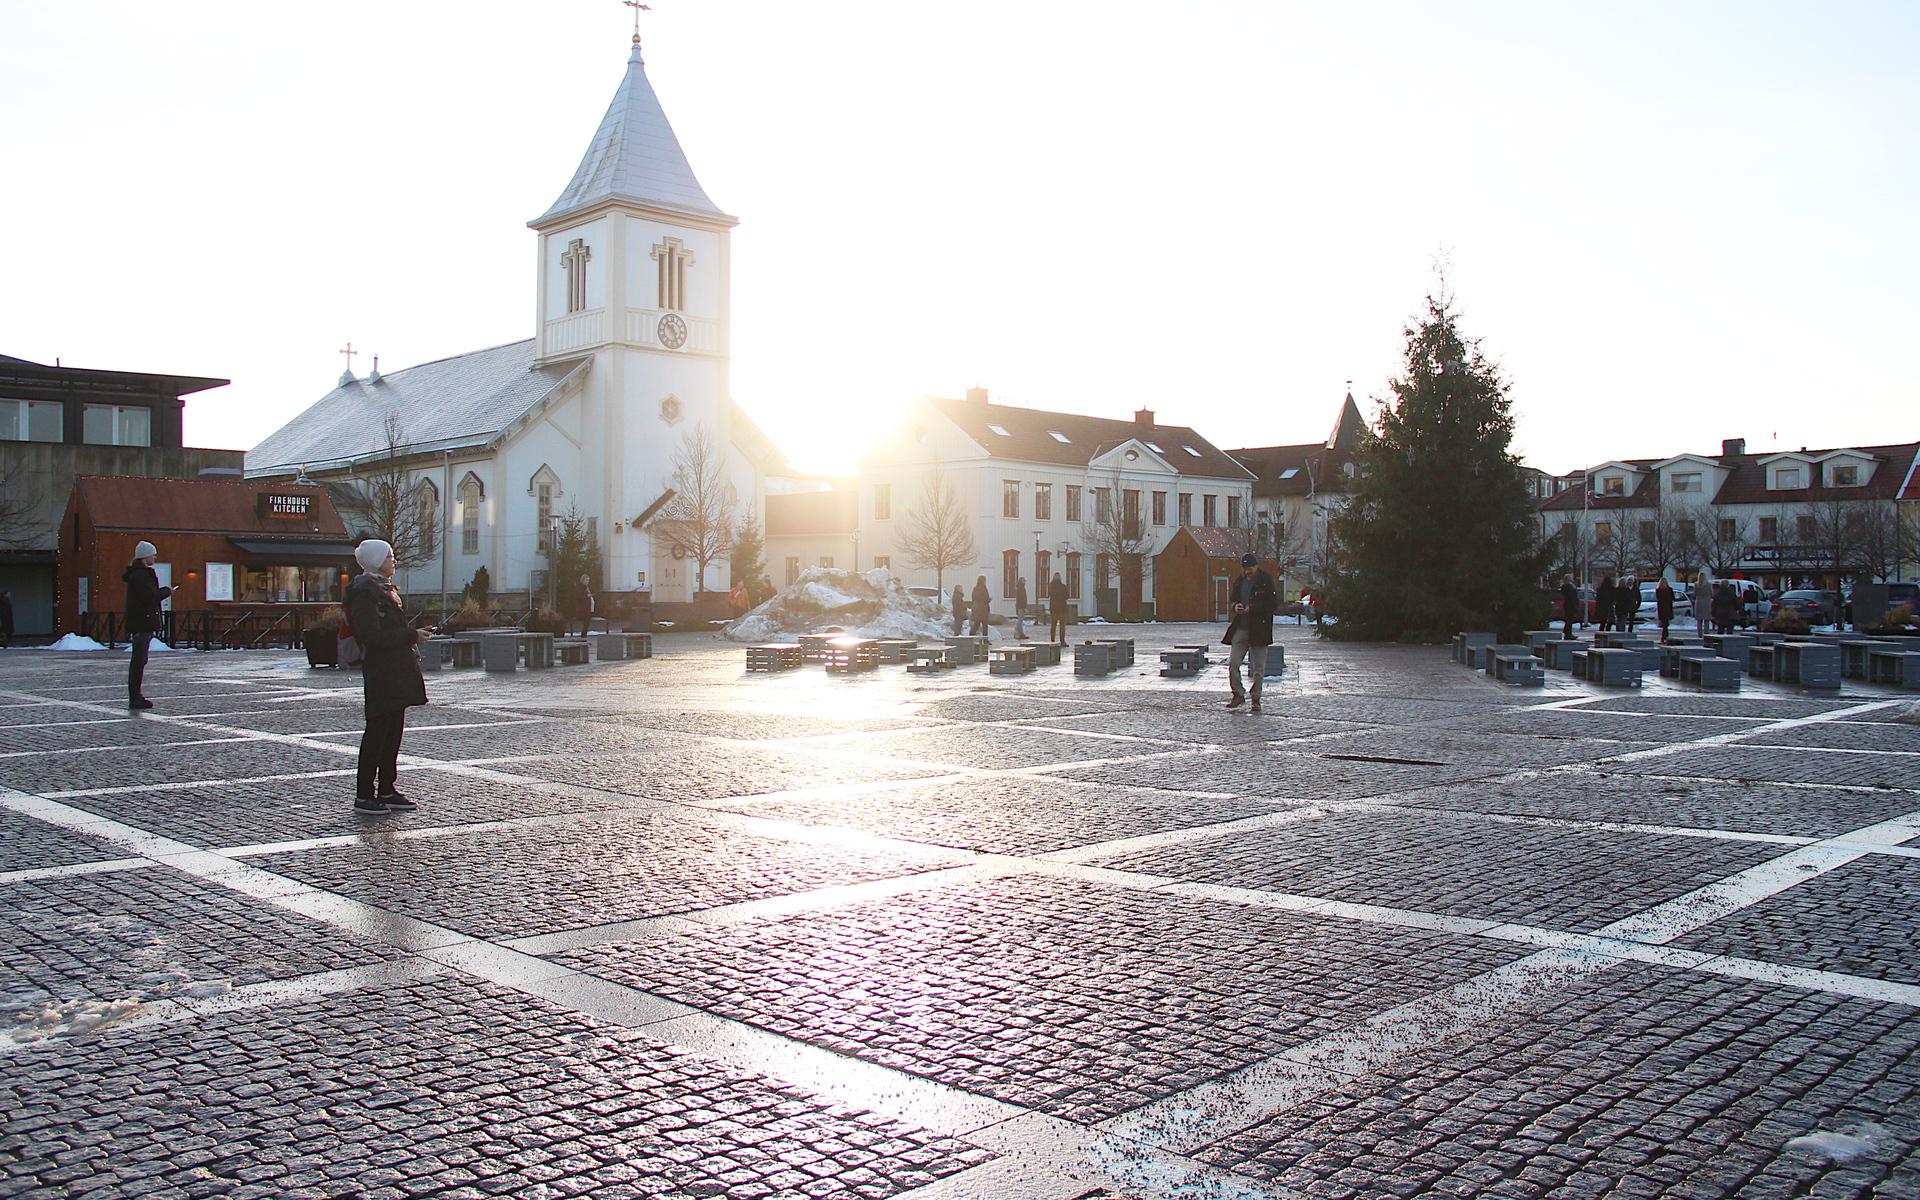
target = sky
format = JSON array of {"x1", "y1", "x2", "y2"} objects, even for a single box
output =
[{"x1": 3, "y1": 1, "x2": 1915, "y2": 477}]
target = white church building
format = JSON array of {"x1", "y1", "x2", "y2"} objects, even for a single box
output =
[{"x1": 247, "y1": 33, "x2": 778, "y2": 615}]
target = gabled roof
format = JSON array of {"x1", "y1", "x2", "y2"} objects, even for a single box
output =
[
  {"x1": 1327, "y1": 392, "x2": 1366, "y2": 452},
  {"x1": 926, "y1": 396, "x2": 1251, "y2": 480},
  {"x1": 1167, "y1": 525, "x2": 1259, "y2": 559},
  {"x1": 1538, "y1": 442, "x2": 1920, "y2": 512},
  {"x1": 246, "y1": 340, "x2": 588, "y2": 476},
  {"x1": 1228, "y1": 395, "x2": 1371, "y2": 499},
  {"x1": 72, "y1": 476, "x2": 346, "y2": 537},
  {"x1": 533, "y1": 40, "x2": 733, "y2": 228}
]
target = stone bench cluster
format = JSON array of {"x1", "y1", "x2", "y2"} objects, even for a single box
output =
[
  {"x1": 746, "y1": 634, "x2": 1072, "y2": 677},
  {"x1": 1476, "y1": 623, "x2": 1920, "y2": 693},
  {"x1": 421, "y1": 629, "x2": 652, "y2": 675}
]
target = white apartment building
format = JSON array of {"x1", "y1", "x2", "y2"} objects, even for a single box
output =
[{"x1": 852, "y1": 390, "x2": 1255, "y2": 617}]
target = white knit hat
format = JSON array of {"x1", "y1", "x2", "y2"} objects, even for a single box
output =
[
  {"x1": 133, "y1": 540, "x2": 157, "y2": 560},
  {"x1": 354, "y1": 539, "x2": 394, "y2": 573}
]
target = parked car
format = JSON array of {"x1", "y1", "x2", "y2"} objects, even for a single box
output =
[
  {"x1": 1775, "y1": 589, "x2": 1840, "y2": 626},
  {"x1": 1637, "y1": 582, "x2": 1692, "y2": 621},
  {"x1": 1551, "y1": 586, "x2": 1598, "y2": 624}
]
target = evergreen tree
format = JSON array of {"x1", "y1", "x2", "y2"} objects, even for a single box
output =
[
  {"x1": 1322, "y1": 293, "x2": 1550, "y2": 641},
  {"x1": 730, "y1": 519, "x2": 766, "y2": 590},
  {"x1": 547, "y1": 502, "x2": 603, "y2": 612}
]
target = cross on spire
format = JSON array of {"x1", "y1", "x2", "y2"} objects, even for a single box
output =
[
  {"x1": 623, "y1": 0, "x2": 651, "y2": 43},
  {"x1": 339, "y1": 342, "x2": 357, "y2": 372}
]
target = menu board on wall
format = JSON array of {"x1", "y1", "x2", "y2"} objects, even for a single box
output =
[{"x1": 206, "y1": 562, "x2": 234, "y2": 602}]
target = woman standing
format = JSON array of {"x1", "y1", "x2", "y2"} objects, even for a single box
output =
[
  {"x1": 122, "y1": 540, "x2": 170, "y2": 709},
  {"x1": 969, "y1": 575, "x2": 991, "y2": 637},
  {"x1": 345, "y1": 540, "x2": 429, "y2": 816}
]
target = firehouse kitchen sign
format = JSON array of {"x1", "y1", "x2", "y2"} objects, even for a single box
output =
[{"x1": 258, "y1": 494, "x2": 312, "y2": 519}]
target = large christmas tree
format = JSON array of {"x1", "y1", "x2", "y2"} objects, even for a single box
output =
[{"x1": 1322, "y1": 294, "x2": 1549, "y2": 641}]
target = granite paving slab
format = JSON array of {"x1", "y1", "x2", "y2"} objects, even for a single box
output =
[
  {"x1": 1093, "y1": 808, "x2": 1783, "y2": 931},
  {"x1": 1458, "y1": 706, "x2": 1765, "y2": 743},
  {"x1": 1583, "y1": 695, "x2": 1858, "y2": 719},
  {"x1": 1674, "y1": 856, "x2": 1920, "y2": 983},
  {"x1": 498, "y1": 744, "x2": 947, "y2": 800},
  {"x1": 0, "y1": 740, "x2": 355, "y2": 795},
  {"x1": 0, "y1": 808, "x2": 130, "y2": 873},
  {"x1": 310, "y1": 718, "x2": 712, "y2": 761},
  {"x1": 1056, "y1": 747, "x2": 1501, "y2": 801},
  {"x1": 1028, "y1": 709, "x2": 1370, "y2": 746},
  {"x1": 827, "y1": 724, "x2": 1188, "y2": 770},
  {"x1": 1603, "y1": 746, "x2": 1920, "y2": 790},
  {"x1": 1738, "y1": 720, "x2": 1920, "y2": 754}
]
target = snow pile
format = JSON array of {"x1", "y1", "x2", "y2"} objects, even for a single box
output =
[
  {"x1": 724, "y1": 567, "x2": 964, "y2": 643},
  {"x1": 4, "y1": 997, "x2": 145, "y2": 1044},
  {"x1": 1784, "y1": 1126, "x2": 1882, "y2": 1163},
  {"x1": 45, "y1": 634, "x2": 108, "y2": 651}
]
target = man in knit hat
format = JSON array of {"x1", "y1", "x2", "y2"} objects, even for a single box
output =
[
  {"x1": 122, "y1": 541, "x2": 170, "y2": 709},
  {"x1": 344, "y1": 539, "x2": 431, "y2": 814}
]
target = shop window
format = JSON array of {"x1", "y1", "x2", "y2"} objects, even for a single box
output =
[
  {"x1": 0, "y1": 398, "x2": 62, "y2": 443},
  {"x1": 82, "y1": 404, "x2": 150, "y2": 447},
  {"x1": 237, "y1": 564, "x2": 339, "y2": 603}
]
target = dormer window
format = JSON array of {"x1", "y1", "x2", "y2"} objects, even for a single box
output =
[
  {"x1": 1773, "y1": 467, "x2": 1803, "y2": 489},
  {"x1": 1183, "y1": 446, "x2": 1202, "y2": 458},
  {"x1": 987, "y1": 423, "x2": 1012, "y2": 438},
  {"x1": 1145, "y1": 441, "x2": 1164, "y2": 453},
  {"x1": 1598, "y1": 476, "x2": 1625, "y2": 496},
  {"x1": 1831, "y1": 464, "x2": 1862, "y2": 487},
  {"x1": 1279, "y1": 468, "x2": 1299, "y2": 480},
  {"x1": 1669, "y1": 472, "x2": 1702, "y2": 494},
  {"x1": 1047, "y1": 430, "x2": 1071, "y2": 444}
]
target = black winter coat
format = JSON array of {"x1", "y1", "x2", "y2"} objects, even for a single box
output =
[
  {"x1": 1655, "y1": 583, "x2": 1675, "y2": 622},
  {"x1": 122, "y1": 564, "x2": 171, "y2": 635},
  {"x1": 1048, "y1": 578, "x2": 1068, "y2": 615},
  {"x1": 1559, "y1": 581, "x2": 1578, "y2": 621},
  {"x1": 1594, "y1": 579, "x2": 1616, "y2": 622},
  {"x1": 970, "y1": 581, "x2": 991, "y2": 615},
  {"x1": 1221, "y1": 569, "x2": 1278, "y2": 647},
  {"x1": 346, "y1": 574, "x2": 428, "y2": 717}
]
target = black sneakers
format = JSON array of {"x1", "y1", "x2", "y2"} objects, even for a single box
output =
[
  {"x1": 377, "y1": 791, "x2": 417, "y2": 812},
  {"x1": 129, "y1": 697, "x2": 154, "y2": 710},
  {"x1": 353, "y1": 797, "x2": 389, "y2": 816}
]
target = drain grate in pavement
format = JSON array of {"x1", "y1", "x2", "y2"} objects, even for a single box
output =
[{"x1": 1320, "y1": 753, "x2": 1449, "y2": 766}]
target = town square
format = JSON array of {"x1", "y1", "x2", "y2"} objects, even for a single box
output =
[{"x1": 2, "y1": 2, "x2": 1917, "y2": 1198}]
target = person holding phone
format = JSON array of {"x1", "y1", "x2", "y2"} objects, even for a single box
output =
[
  {"x1": 1222, "y1": 553, "x2": 1277, "y2": 713},
  {"x1": 345, "y1": 539, "x2": 430, "y2": 815}
]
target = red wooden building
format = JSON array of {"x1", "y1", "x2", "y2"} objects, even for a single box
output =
[{"x1": 1152, "y1": 527, "x2": 1279, "y2": 622}]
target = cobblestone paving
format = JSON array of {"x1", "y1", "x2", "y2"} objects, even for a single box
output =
[{"x1": 1, "y1": 623, "x2": 1916, "y2": 1198}]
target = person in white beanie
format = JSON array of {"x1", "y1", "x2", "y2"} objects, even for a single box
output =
[
  {"x1": 122, "y1": 540, "x2": 170, "y2": 709},
  {"x1": 344, "y1": 539, "x2": 431, "y2": 814}
]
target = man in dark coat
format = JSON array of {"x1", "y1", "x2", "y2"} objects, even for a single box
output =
[
  {"x1": 1618, "y1": 577, "x2": 1639, "y2": 633},
  {"x1": 969, "y1": 576, "x2": 991, "y2": 637},
  {"x1": 122, "y1": 541, "x2": 171, "y2": 709},
  {"x1": 1048, "y1": 573, "x2": 1069, "y2": 644},
  {"x1": 346, "y1": 539, "x2": 429, "y2": 815},
  {"x1": 1014, "y1": 575, "x2": 1029, "y2": 639},
  {"x1": 1559, "y1": 575, "x2": 1579, "y2": 640},
  {"x1": 1595, "y1": 575, "x2": 1616, "y2": 633},
  {"x1": 950, "y1": 584, "x2": 966, "y2": 635},
  {"x1": 1655, "y1": 578, "x2": 1676, "y2": 642},
  {"x1": 1221, "y1": 553, "x2": 1277, "y2": 713}
]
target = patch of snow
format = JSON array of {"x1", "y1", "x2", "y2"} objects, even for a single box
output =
[
  {"x1": 725, "y1": 567, "x2": 972, "y2": 644},
  {"x1": 45, "y1": 634, "x2": 109, "y2": 651},
  {"x1": 149, "y1": 640, "x2": 195, "y2": 653},
  {"x1": 179, "y1": 980, "x2": 231, "y2": 1000},
  {"x1": 1784, "y1": 1126, "x2": 1882, "y2": 1163},
  {"x1": 4, "y1": 997, "x2": 145, "y2": 1044}
]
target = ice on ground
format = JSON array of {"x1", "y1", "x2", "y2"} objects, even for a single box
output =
[
  {"x1": 45, "y1": 634, "x2": 109, "y2": 651},
  {"x1": 724, "y1": 567, "x2": 972, "y2": 643},
  {"x1": 1784, "y1": 1125, "x2": 1882, "y2": 1162},
  {"x1": 4, "y1": 997, "x2": 145, "y2": 1044}
]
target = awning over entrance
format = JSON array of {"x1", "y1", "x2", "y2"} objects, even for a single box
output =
[{"x1": 227, "y1": 540, "x2": 359, "y2": 563}]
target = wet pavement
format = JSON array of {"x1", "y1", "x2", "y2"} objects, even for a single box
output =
[{"x1": 1, "y1": 622, "x2": 1915, "y2": 1199}]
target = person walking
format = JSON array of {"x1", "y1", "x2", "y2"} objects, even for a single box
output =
[
  {"x1": 1655, "y1": 577, "x2": 1675, "y2": 643},
  {"x1": 345, "y1": 540, "x2": 430, "y2": 816},
  {"x1": 1618, "y1": 577, "x2": 1639, "y2": 634},
  {"x1": 1559, "y1": 575, "x2": 1579, "y2": 640},
  {"x1": 950, "y1": 584, "x2": 966, "y2": 636},
  {"x1": 0, "y1": 589, "x2": 13, "y2": 648},
  {"x1": 1595, "y1": 574, "x2": 1616, "y2": 633},
  {"x1": 566, "y1": 573, "x2": 596, "y2": 637},
  {"x1": 969, "y1": 575, "x2": 991, "y2": 637},
  {"x1": 1222, "y1": 554, "x2": 1277, "y2": 713},
  {"x1": 1013, "y1": 576, "x2": 1029, "y2": 639},
  {"x1": 1048, "y1": 573, "x2": 1069, "y2": 644},
  {"x1": 122, "y1": 541, "x2": 170, "y2": 709}
]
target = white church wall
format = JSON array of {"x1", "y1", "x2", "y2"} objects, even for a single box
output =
[{"x1": 542, "y1": 216, "x2": 609, "y2": 318}]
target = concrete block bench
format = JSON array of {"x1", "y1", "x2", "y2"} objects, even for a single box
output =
[
  {"x1": 1264, "y1": 644, "x2": 1286, "y2": 676},
  {"x1": 1541, "y1": 639, "x2": 1586, "y2": 671},
  {"x1": 1841, "y1": 640, "x2": 1901, "y2": 679},
  {"x1": 1478, "y1": 643, "x2": 1534, "y2": 672},
  {"x1": 1492, "y1": 651, "x2": 1545, "y2": 686},
  {"x1": 944, "y1": 635, "x2": 987, "y2": 665},
  {"x1": 554, "y1": 638, "x2": 591, "y2": 666},
  {"x1": 1455, "y1": 632, "x2": 1496, "y2": 664},
  {"x1": 799, "y1": 633, "x2": 839, "y2": 663},
  {"x1": 824, "y1": 638, "x2": 880, "y2": 673},
  {"x1": 906, "y1": 646, "x2": 954, "y2": 673},
  {"x1": 1030, "y1": 641, "x2": 1063, "y2": 667},
  {"x1": 482, "y1": 632, "x2": 553, "y2": 673},
  {"x1": 1094, "y1": 638, "x2": 1136, "y2": 667},
  {"x1": 419, "y1": 637, "x2": 454, "y2": 671},
  {"x1": 746, "y1": 643, "x2": 803, "y2": 672},
  {"x1": 1746, "y1": 645, "x2": 1776, "y2": 680},
  {"x1": 990, "y1": 646, "x2": 1037, "y2": 676},
  {"x1": 873, "y1": 638, "x2": 919, "y2": 664},
  {"x1": 591, "y1": 631, "x2": 653, "y2": 661},
  {"x1": 1704, "y1": 634, "x2": 1755, "y2": 664},
  {"x1": 1613, "y1": 639, "x2": 1663, "y2": 671},
  {"x1": 1866, "y1": 649, "x2": 1920, "y2": 689},
  {"x1": 1660, "y1": 644, "x2": 1720, "y2": 678},
  {"x1": 1074, "y1": 641, "x2": 1115, "y2": 677},
  {"x1": 1524, "y1": 630, "x2": 1565, "y2": 652},
  {"x1": 1774, "y1": 641, "x2": 1841, "y2": 689},
  {"x1": 1173, "y1": 643, "x2": 1213, "y2": 666},
  {"x1": 1159, "y1": 648, "x2": 1204, "y2": 678},
  {"x1": 1679, "y1": 655, "x2": 1741, "y2": 690},
  {"x1": 1581, "y1": 647, "x2": 1643, "y2": 687}
]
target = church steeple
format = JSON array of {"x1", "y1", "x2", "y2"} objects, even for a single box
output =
[{"x1": 532, "y1": 38, "x2": 734, "y2": 229}]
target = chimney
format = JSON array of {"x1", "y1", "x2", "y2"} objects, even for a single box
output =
[
  {"x1": 1134, "y1": 407, "x2": 1155, "y2": 430},
  {"x1": 964, "y1": 386, "x2": 989, "y2": 404},
  {"x1": 1721, "y1": 437, "x2": 1745, "y2": 457},
  {"x1": 367, "y1": 355, "x2": 381, "y2": 384}
]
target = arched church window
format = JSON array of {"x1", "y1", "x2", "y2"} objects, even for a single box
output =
[
  {"x1": 414, "y1": 479, "x2": 439, "y2": 557},
  {"x1": 458, "y1": 473, "x2": 484, "y2": 555},
  {"x1": 529, "y1": 465, "x2": 563, "y2": 555},
  {"x1": 562, "y1": 239, "x2": 592, "y2": 314},
  {"x1": 650, "y1": 237, "x2": 693, "y2": 311}
]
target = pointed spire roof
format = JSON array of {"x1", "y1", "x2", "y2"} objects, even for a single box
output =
[
  {"x1": 533, "y1": 38, "x2": 734, "y2": 229},
  {"x1": 1327, "y1": 391, "x2": 1366, "y2": 451}
]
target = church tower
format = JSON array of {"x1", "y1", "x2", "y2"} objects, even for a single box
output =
[{"x1": 528, "y1": 31, "x2": 746, "y2": 604}]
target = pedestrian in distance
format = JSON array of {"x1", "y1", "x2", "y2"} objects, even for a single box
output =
[
  {"x1": 969, "y1": 575, "x2": 991, "y2": 637},
  {"x1": 1048, "y1": 573, "x2": 1069, "y2": 644},
  {"x1": 756, "y1": 575, "x2": 775, "y2": 607},
  {"x1": 346, "y1": 539, "x2": 430, "y2": 816},
  {"x1": 1595, "y1": 574, "x2": 1616, "y2": 633},
  {"x1": 1014, "y1": 575, "x2": 1029, "y2": 640},
  {"x1": 1559, "y1": 574, "x2": 1579, "y2": 640},
  {"x1": 1618, "y1": 576, "x2": 1639, "y2": 633},
  {"x1": 728, "y1": 579, "x2": 749, "y2": 619},
  {"x1": 1222, "y1": 553, "x2": 1277, "y2": 714},
  {"x1": 950, "y1": 584, "x2": 966, "y2": 636},
  {"x1": 567, "y1": 573, "x2": 595, "y2": 637},
  {"x1": 1655, "y1": 577, "x2": 1675, "y2": 643},
  {"x1": 0, "y1": 589, "x2": 13, "y2": 648},
  {"x1": 1694, "y1": 569, "x2": 1714, "y2": 634},
  {"x1": 122, "y1": 541, "x2": 171, "y2": 709}
]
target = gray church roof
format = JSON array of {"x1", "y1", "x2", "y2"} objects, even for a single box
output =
[
  {"x1": 533, "y1": 40, "x2": 733, "y2": 228},
  {"x1": 245, "y1": 340, "x2": 586, "y2": 476}
]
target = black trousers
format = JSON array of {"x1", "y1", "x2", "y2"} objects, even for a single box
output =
[
  {"x1": 358, "y1": 709, "x2": 406, "y2": 797},
  {"x1": 1562, "y1": 615, "x2": 1574, "y2": 640},
  {"x1": 128, "y1": 634, "x2": 152, "y2": 700},
  {"x1": 1050, "y1": 614, "x2": 1067, "y2": 643}
]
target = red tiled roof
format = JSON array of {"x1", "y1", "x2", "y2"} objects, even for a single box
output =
[
  {"x1": 926, "y1": 397, "x2": 1251, "y2": 480},
  {"x1": 73, "y1": 477, "x2": 346, "y2": 536},
  {"x1": 1536, "y1": 443, "x2": 1920, "y2": 512},
  {"x1": 1226, "y1": 443, "x2": 1356, "y2": 499}
]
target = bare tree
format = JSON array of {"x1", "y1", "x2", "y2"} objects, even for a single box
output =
[
  {"x1": 1636, "y1": 498, "x2": 1701, "y2": 579},
  {"x1": 330, "y1": 415, "x2": 437, "y2": 569},
  {"x1": 1548, "y1": 513, "x2": 1592, "y2": 583},
  {"x1": 656, "y1": 422, "x2": 738, "y2": 593},
  {"x1": 1078, "y1": 466, "x2": 1154, "y2": 614},
  {"x1": 1850, "y1": 502, "x2": 1902, "y2": 583},
  {"x1": 1690, "y1": 505, "x2": 1750, "y2": 576},
  {"x1": 1805, "y1": 496, "x2": 1875, "y2": 585},
  {"x1": 898, "y1": 463, "x2": 977, "y2": 590},
  {"x1": 0, "y1": 462, "x2": 45, "y2": 550}
]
